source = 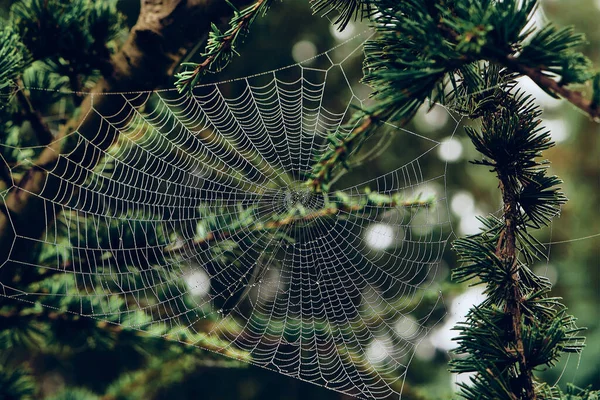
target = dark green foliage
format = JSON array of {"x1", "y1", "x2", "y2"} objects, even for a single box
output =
[
  {"x1": 464, "y1": 91, "x2": 567, "y2": 227},
  {"x1": 47, "y1": 388, "x2": 99, "y2": 400},
  {"x1": 21, "y1": 64, "x2": 70, "y2": 103},
  {"x1": 10, "y1": 0, "x2": 123, "y2": 87},
  {"x1": 450, "y1": 71, "x2": 586, "y2": 399},
  {"x1": 356, "y1": 0, "x2": 540, "y2": 119},
  {"x1": 561, "y1": 384, "x2": 600, "y2": 400},
  {"x1": 309, "y1": 0, "x2": 374, "y2": 30},
  {"x1": 519, "y1": 25, "x2": 594, "y2": 86},
  {"x1": 0, "y1": 365, "x2": 35, "y2": 400},
  {"x1": 0, "y1": 270, "x2": 248, "y2": 398},
  {"x1": 0, "y1": 26, "x2": 29, "y2": 112},
  {"x1": 307, "y1": 0, "x2": 596, "y2": 192}
]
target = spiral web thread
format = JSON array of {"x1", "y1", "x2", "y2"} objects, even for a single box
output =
[{"x1": 0, "y1": 32, "x2": 457, "y2": 399}]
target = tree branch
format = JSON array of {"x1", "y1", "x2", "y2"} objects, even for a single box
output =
[
  {"x1": 165, "y1": 191, "x2": 432, "y2": 255},
  {"x1": 0, "y1": 302, "x2": 248, "y2": 360},
  {"x1": 175, "y1": 0, "x2": 271, "y2": 93},
  {"x1": 506, "y1": 56, "x2": 600, "y2": 121},
  {"x1": 307, "y1": 115, "x2": 383, "y2": 193},
  {"x1": 496, "y1": 173, "x2": 536, "y2": 400}
]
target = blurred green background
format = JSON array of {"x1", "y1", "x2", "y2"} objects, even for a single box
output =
[{"x1": 0, "y1": 0, "x2": 598, "y2": 399}]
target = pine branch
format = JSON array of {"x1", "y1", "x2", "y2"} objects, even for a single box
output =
[
  {"x1": 1, "y1": 292, "x2": 249, "y2": 400},
  {"x1": 307, "y1": 114, "x2": 382, "y2": 193},
  {"x1": 1, "y1": 265, "x2": 252, "y2": 355},
  {"x1": 506, "y1": 57, "x2": 600, "y2": 120},
  {"x1": 306, "y1": 0, "x2": 599, "y2": 193},
  {"x1": 496, "y1": 169, "x2": 537, "y2": 400},
  {"x1": 175, "y1": 0, "x2": 272, "y2": 93},
  {"x1": 309, "y1": 0, "x2": 374, "y2": 30},
  {"x1": 450, "y1": 82, "x2": 585, "y2": 399},
  {"x1": 102, "y1": 353, "x2": 244, "y2": 400},
  {"x1": 0, "y1": 25, "x2": 30, "y2": 112},
  {"x1": 0, "y1": 364, "x2": 35, "y2": 400},
  {"x1": 165, "y1": 189, "x2": 433, "y2": 254}
]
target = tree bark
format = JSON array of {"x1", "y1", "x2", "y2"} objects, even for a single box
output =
[{"x1": 0, "y1": 0, "x2": 248, "y2": 271}]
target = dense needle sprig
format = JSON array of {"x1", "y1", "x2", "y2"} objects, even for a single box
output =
[
  {"x1": 305, "y1": 1, "x2": 598, "y2": 399},
  {"x1": 450, "y1": 76, "x2": 586, "y2": 399},
  {"x1": 175, "y1": 0, "x2": 274, "y2": 93},
  {"x1": 306, "y1": 0, "x2": 599, "y2": 192}
]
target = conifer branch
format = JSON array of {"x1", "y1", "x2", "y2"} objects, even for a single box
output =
[
  {"x1": 0, "y1": 0, "x2": 254, "y2": 267},
  {"x1": 102, "y1": 353, "x2": 244, "y2": 400},
  {"x1": 307, "y1": 0, "x2": 599, "y2": 193},
  {"x1": 309, "y1": 0, "x2": 374, "y2": 30},
  {"x1": 496, "y1": 169, "x2": 537, "y2": 400},
  {"x1": 506, "y1": 57, "x2": 600, "y2": 120},
  {"x1": 307, "y1": 114, "x2": 382, "y2": 193},
  {"x1": 450, "y1": 84, "x2": 585, "y2": 399},
  {"x1": 175, "y1": 0, "x2": 272, "y2": 93},
  {"x1": 0, "y1": 301, "x2": 249, "y2": 366},
  {"x1": 166, "y1": 189, "x2": 432, "y2": 254}
]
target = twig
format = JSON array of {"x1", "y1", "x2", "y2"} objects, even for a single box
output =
[
  {"x1": 177, "y1": 0, "x2": 269, "y2": 92},
  {"x1": 307, "y1": 115, "x2": 380, "y2": 193},
  {"x1": 506, "y1": 56, "x2": 600, "y2": 121}
]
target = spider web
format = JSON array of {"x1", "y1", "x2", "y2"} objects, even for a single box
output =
[{"x1": 0, "y1": 32, "x2": 457, "y2": 399}]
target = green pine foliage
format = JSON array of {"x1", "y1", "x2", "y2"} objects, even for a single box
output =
[
  {"x1": 450, "y1": 83, "x2": 586, "y2": 399},
  {"x1": 305, "y1": 1, "x2": 599, "y2": 398},
  {"x1": 11, "y1": 0, "x2": 123, "y2": 85},
  {"x1": 0, "y1": 365, "x2": 35, "y2": 400},
  {"x1": 0, "y1": 26, "x2": 29, "y2": 120},
  {"x1": 307, "y1": 0, "x2": 599, "y2": 192},
  {"x1": 310, "y1": 0, "x2": 374, "y2": 30},
  {"x1": 0, "y1": 0, "x2": 598, "y2": 399}
]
